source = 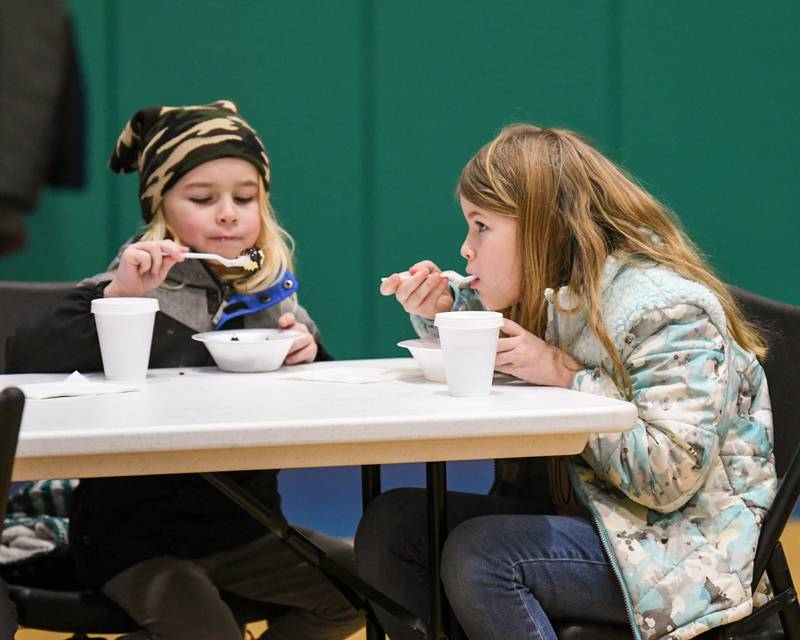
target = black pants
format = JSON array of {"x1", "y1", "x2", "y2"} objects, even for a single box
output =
[{"x1": 0, "y1": 578, "x2": 18, "y2": 639}]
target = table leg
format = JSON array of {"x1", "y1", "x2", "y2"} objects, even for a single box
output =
[
  {"x1": 426, "y1": 461, "x2": 449, "y2": 640},
  {"x1": 361, "y1": 464, "x2": 382, "y2": 510},
  {"x1": 202, "y1": 472, "x2": 427, "y2": 637},
  {"x1": 361, "y1": 465, "x2": 386, "y2": 640}
]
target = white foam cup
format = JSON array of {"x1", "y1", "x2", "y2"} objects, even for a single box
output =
[
  {"x1": 434, "y1": 311, "x2": 504, "y2": 397},
  {"x1": 91, "y1": 297, "x2": 159, "y2": 381}
]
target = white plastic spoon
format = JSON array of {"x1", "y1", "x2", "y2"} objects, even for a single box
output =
[
  {"x1": 163, "y1": 252, "x2": 261, "y2": 270},
  {"x1": 380, "y1": 270, "x2": 477, "y2": 286}
]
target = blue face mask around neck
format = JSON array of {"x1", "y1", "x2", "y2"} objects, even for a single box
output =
[{"x1": 213, "y1": 270, "x2": 298, "y2": 329}]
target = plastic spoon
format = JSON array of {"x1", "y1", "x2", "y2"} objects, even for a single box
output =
[
  {"x1": 163, "y1": 252, "x2": 260, "y2": 270},
  {"x1": 380, "y1": 270, "x2": 477, "y2": 287}
]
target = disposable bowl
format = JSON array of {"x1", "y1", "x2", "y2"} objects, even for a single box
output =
[
  {"x1": 192, "y1": 329, "x2": 302, "y2": 373},
  {"x1": 397, "y1": 339, "x2": 446, "y2": 383}
]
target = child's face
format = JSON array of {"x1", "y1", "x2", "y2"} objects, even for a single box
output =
[
  {"x1": 459, "y1": 195, "x2": 521, "y2": 310},
  {"x1": 162, "y1": 157, "x2": 262, "y2": 257}
]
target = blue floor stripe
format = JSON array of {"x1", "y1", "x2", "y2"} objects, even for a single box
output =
[{"x1": 279, "y1": 460, "x2": 494, "y2": 538}]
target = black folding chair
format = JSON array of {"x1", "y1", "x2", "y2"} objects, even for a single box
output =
[
  {"x1": 0, "y1": 280, "x2": 74, "y2": 374},
  {"x1": 554, "y1": 287, "x2": 800, "y2": 640},
  {"x1": 0, "y1": 387, "x2": 25, "y2": 637},
  {"x1": 0, "y1": 387, "x2": 23, "y2": 524}
]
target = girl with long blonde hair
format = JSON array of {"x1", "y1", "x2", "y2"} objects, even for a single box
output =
[{"x1": 356, "y1": 124, "x2": 776, "y2": 640}]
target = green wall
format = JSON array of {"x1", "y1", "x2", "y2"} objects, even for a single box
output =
[{"x1": 3, "y1": 1, "x2": 798, "y2": 359}]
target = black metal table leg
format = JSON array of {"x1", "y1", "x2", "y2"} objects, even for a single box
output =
[
  {"x1": 202, "y1": 471, "x2": 427, "y2": 637},
  {"x1": 427, "y1": 461, "x2": 449, "y2": 640},
  {"x1": 362, "y1": 464, "x2": 382, "y2": 510},
  {"x1": 361, "y1": 464, "x2": 387, "y2": 640}
]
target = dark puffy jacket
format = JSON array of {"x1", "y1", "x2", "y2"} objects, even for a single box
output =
[{"x1": 6, "y1": 254, "x2": 331, "y2": 586}]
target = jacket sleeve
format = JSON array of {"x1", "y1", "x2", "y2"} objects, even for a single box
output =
[
  {"x1": 5, "y1": 281, "x2": 213, "y2": 373},
  {"x1": 410, "y1": 282, "x2": 485, "y2": 339},
  {"x1": 572, "y1": 303, "x2": 727, "y2": 513},
  {"x1": 6, "y1": 281, "x2": 107, "y2": 373}
]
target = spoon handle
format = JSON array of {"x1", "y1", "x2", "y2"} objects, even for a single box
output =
[
  {"x1": 183, "y1": 252, "x2": 220, "y2": 260},
  {"x1": 380, "y1": 271, "x2": 476, "y2": 285}
]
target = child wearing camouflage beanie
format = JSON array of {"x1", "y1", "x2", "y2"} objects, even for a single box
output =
[{"x1": 6, "y1": 100, "x2": 363, "y2": 640}]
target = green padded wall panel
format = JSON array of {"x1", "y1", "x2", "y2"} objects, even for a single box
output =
[{"x1": 2, "y1": 1, "x2": 797, "y2": 361}]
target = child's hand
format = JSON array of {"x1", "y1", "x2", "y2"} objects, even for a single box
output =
[
  {"x1": 279, "y1": 312, "x2": 318, "y2": 365},
  {"x1": 495, "y1": 319, "x2": 583, "y2": 388},
  {"x1": 104, "y1": 240, "x2": 188, "y2": 298},
  {"x1": 380, "y1": 260, "x2": 454, "y2": 320}
]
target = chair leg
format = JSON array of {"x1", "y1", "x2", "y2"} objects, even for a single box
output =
[
  {"x1": 366, "y1": 618, "x2": 386, "y2": 640},
  {"x1": 767, "y1": 542, "x2": 800, "y2": 639}
]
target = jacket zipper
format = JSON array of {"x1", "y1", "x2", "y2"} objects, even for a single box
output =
[
  {"x1": 550, "y1": 296, "x2": 641, "y2": 639},
  {"x1": 568, "y1": 459, "x2": 642, "y2": 640}
]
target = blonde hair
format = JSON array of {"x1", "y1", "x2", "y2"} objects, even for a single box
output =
[
  {"x1": 458, "y1": 123, "x2": 766, "y2": 395},
  {"x1": 141, "y1": 181, "x2": 294, "y2": 294}
]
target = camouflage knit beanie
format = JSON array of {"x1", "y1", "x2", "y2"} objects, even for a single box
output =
[{"x1": 109, "y1": 100, "x2": 270, "y2": 222}]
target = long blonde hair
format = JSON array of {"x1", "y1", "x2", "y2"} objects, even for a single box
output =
[
  {"x1": 142, "y1": 180, "x2": 294, "y2": 294},
  {"x1": 458, "y1": 124, "x2": 766, "y2": 394}
]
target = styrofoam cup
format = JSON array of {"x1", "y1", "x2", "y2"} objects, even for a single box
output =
[
  {"x1": 434, "y1": 311, "x2": 504, "y2": 397},
  {"x1": 91, "y1": 297, "x2": 159, "y2": 381}
]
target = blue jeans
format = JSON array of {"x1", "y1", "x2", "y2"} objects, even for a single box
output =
[{"x1": 354, "y1": 488, "x2": 627, "y2": 640}]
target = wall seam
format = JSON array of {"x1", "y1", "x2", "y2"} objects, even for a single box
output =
[
  {"x1": 105, "y1": 0, "x2": 120, "y2": 258},
  {"x1": 607, "y1": 0, "x2": 623, "y2": 161},
  {"x1": 360, "y1": 0, "x2": 376, "y2": 357}
]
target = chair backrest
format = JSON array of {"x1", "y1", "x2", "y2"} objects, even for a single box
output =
[
  {"x1": 0, "y1": 281, "x2": 75, "y2": 373},
  {"x1": 0, "y1": 387, "x2": 24, "y2": 525},
  {"x1": 729, "y1": 286, "x2": 800, "y2": 477},
  {"x1": 729, "y1": 287, "x2": 800, "y2": 593}
]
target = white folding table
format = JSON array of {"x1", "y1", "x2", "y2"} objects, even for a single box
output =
[{"x1": 2, "y1": 359, "x2": 638, "y2": 639}]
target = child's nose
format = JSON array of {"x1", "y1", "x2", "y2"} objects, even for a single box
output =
[
  {"x1": 460, "y1": 238, "x2": 473, "y2": 260},
  {"x1": 216, "y1": 196, "x2": 239, "y2": 224}
]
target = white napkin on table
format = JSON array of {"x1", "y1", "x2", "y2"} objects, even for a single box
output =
[
  {"x1": 276, "y1": 366, "x2": 418, "y2": 384},
  {"x1": 15, "y1": 371, "x2": 140, "y2": 400}
]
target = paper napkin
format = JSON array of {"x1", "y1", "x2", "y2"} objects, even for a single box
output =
[{"x1": 16, "y1": 371, "x2": 140, "y2": 400}]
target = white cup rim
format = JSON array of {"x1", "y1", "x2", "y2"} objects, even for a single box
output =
[
  {"x1": 91, "y1": 297, "x2": 159, "y2": 315},
  {"x1": 434, "y1": 310, "x2": 503, "y2": 329}
]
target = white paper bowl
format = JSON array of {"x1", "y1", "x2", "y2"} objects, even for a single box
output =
[
  {"x1": 397, "y1": 339, "x2": 446, "y2": 382},
  {"x1": 192, "y1": 329, "x2": 302, "y2": 373}
]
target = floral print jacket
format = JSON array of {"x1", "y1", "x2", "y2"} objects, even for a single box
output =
[{"x1": 412, "y1": 255, "x2": 776, "y2": 640}]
